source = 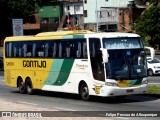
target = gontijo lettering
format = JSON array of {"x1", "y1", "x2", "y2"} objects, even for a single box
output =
[{"x1": 23, "y1": 60, "x2": 46, "y2": 68}]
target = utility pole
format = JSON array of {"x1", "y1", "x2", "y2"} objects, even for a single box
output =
[
  {"x1": 96, "y1": 0, "x2": 98, "y2": 32},
  {"x1": 128, "y1": 0, "x2": 134, "y2": 31}
]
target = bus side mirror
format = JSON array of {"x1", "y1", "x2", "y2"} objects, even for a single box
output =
[
  {"x1": 144, "y1": 46, "x2": 155, "y2": 60},
  {"x1": 100, "y1": 48, "x2": 109, "y2": 63},
  {"x1": 138, "y1": 51, "x2": 145, "y2": 65}
]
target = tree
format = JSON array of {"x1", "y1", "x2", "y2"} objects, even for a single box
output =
[
  {"x1": 8, "y1": 0, "x2": 36, "y2": 17},
  {"x1": 134, "y1": 0, "x2": 160, "y2": 49}
]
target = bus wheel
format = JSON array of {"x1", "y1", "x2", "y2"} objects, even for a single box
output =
[
  {"x1": 18, "y1": 80, "x2": 26, "y2": 94},
  {"x1": 80, "y1": 84, "x2": 90, "y2": 101},
  {"x1": 26, "y1": 79, "x2": 34, "y2": 95}
]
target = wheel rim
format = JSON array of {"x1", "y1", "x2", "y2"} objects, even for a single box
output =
[
  {"x1": 27, "y1": 82, "x2": 32, "y2": 93},
  {"x1": 19, "y1": 82, "x2": 25, "y2": 93},
  {"x1": 81, "y1": 86, "x2": 88, "y2": 99}
]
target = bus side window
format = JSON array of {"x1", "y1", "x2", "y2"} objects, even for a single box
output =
[
  {"x1": 33, "y1": 43, "x2": 36, "y2": 57},
  {"x1": 5, "y1": 42, "x2": 12, "y2": 57},
  {"x1": 26, "y1": 52, "x2": 32, "y2": 57},
  {"x1": 13, "y1": 46, "x2": 17, "y2": 57},
  {"x1": 22, "y1": 44, "x2": 27, "y2": 57},
  {"x1": 52, "y1": 43, "x2": 57, "y2": 57},
  {"x1": 5, "y1": 43, "x2": 9, "y2": 57},
  {"x1": 65, "y1": 42, "x2": 71, "y2": 58},
  {"x1": 59, "y1": 43, "x2": 62, "y2": 58},
  {"x1": 83, "y1": 42, "x2": 87, "y2": 58},
  {"x1": 13, "y1": 42, "x2": 22, "y2": 58},
  {"x1": 33, "y1": 41, "x2": 45, "y2": 57},
  {"x1": 45, "y1": 43, "x2": 49, "y2": 57},
  {"x1": 47, "y1": 41, "x2": 59, "y2": 58},
  {"x1": 70, "y1": 41, "x2": 76, "y2": 58},
  {"x1": 18, "y1": 47, "x2": 22, "y2": 57},
  {"x1": 77, "y1": 42, "x2": 81, "y2": 58},
  {"x1": 26, "y1": 45, "x2": 32, "y2": 57}
]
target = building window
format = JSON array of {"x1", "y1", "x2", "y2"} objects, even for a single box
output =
[
  {"x1": 53, "y1": 6, "x2": 56, "y2": 11},
  {"x1": 41, "y1": 17, "x2": 58, "y2": 24},
  {"x1": 84, "y1": 0, "x2": 87, "y2": 4},
  {"x1": 84, "y1": 10, "x2": 87, "y2": 17},
  {"x1": 67, "y1": 6, "x2": 70, "y2": 10}
]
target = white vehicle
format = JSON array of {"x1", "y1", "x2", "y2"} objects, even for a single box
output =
[{"x1": 147, "y1": 57, "x2": 160, "y2": 76}]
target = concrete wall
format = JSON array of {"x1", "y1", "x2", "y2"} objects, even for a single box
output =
[
  {"x1": 39, "y1": 5, "x2": 61, "y2": 18},
  {"x1": 118, "y1": 8, "x2": 132, "y2": 31}
]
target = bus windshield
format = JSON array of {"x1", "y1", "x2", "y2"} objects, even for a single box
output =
[{"x1": 103, "y1": 38, "x2": 147, "y2": 80}]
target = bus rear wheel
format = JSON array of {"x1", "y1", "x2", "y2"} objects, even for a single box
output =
[
  {"x1": 26, "y1": 78, "x2": 34, "y2": 95},
  {"x1": 80, "y1": 84, "x2": 90, "y2": 101},
  {"x1": 18, "y1": 80, "x2": 26, "y2": 94}
]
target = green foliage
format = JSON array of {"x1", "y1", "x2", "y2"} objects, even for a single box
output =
[
  {"x1": 134, "y1": 1, "x2": 160, "y2": 48},
  {"x1": 148, "y1": 86, "x2": 160, "y2": 94},
  {"x1": 8, "y1": 0, "x2": 35, "y2": 17}
]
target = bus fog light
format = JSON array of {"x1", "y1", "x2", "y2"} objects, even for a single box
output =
[{"x1": 106, "y1": 82, "x2": 117, "y2": 86}]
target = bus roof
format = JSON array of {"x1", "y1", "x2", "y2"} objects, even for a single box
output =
[
  {"x1": 86, "y1": 32, "x2": 140, "y2": 38},
  {"x1": 4, "y1": 31, "x2": 140, "y2": 42},
  {"x1": 4, "y1": 35, "x2": 35, "y2": 41},
  {"x1": 35, "y1": 30, "x2": 93, "y2": 37}
]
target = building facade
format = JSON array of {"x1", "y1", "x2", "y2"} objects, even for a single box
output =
[
  {"x1": 83, "y1": 0, "x2": 133, "y2": 31},
  {"x1": 23, "y1": 0, "x2": 147, "y2": 32}
]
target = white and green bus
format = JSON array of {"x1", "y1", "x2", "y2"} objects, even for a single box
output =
[{"x1": 4, "y1": 30, "x2": 155, "y2": 100}]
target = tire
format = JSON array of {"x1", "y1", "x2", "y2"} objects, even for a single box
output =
[
  {"x1": 148, "y1": 69, "x2": 153, "y2": 76},
  {"x1": 18, "y1": 80, "x2": 26, "y2": 94},
  {"x1": 80, "y1": 83, "x2": 90, "y2": 101},
  {"x1": 26, "y1": 78, "x2": 34, "y2": 95}
]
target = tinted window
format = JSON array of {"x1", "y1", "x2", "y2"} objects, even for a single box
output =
[
  {"x1": 103, "y1": 37, "x2": 142, "y2": 50},
  {"x1": 5, "y1": 39, "x2": 88, "y2": 59}
]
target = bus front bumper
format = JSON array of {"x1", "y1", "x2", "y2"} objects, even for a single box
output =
[{"x1": 105, "y1": 84, "x2": 147, "y2": 97}]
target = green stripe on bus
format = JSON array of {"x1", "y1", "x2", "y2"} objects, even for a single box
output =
[
  {"x1": 128, "y1": 80, "x2": 137, "y2": 86},
  {"x1": 62, "y1": 35, "x2": 73, "y2": 39},
  {"x1": 134, "y1": 79, "x2": 142, "y2": 85},
  {"x1": 128, "y1": 79, "x2": 142, "y2": 86},
  {"x1": 53, "y1": 59, "x2": 74, "y2": 86},
  {"x1": 44, "y1": 59, "x2": 64, "y2": 85},
  {"x1": 62, "y1": 34, "x2": 84, "y2": 39},
  {"x1": 73, "y1": 35, "x2": 84, "y2": 38}
]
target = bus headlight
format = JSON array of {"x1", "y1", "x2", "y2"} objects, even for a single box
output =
[
  {"x1": 106, "y1": 82, "x2": 117, "y2": 86},
  {"x1": 142, "y1": 80, "x2": 148, "y2": 84}
]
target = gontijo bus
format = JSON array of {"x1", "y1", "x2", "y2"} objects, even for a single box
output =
[{"x1": 4, "y1": 30, "x2": 155, "y2": 100}]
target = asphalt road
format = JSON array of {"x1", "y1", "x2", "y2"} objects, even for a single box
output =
[
  {"x1": 148, "y1": 75, "x2": 160, "y2": 86},
  {"x1": 0, "y1": 71, "x2": 160, "y2": 119}
]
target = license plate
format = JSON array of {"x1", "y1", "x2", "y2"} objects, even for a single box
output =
[{"x1": 127, "y1": 89, "x2": 134, "y2": 92}]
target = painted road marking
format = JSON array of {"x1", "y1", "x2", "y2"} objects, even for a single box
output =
[
  {"x1": 54, "y1": 107, "x2": 76, "y2": 111},
  {"x1": 18, "y1": 101, "x2": 38, "y2": 106},
  {"x1": 149, "y1": 83, "x2": 160, "y2": 85}
]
